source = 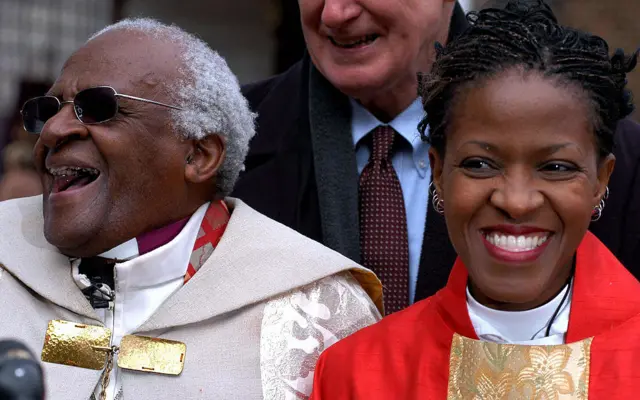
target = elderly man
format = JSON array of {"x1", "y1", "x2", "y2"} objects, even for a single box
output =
[
  {"x1": 233, "y1": 0, "x2": 468, "y2": 312},
  {"x1": 232, "y1": 0, "x2": 640, "y2": 312},
  {"x1": 0, "y1": 19, "x2": 381, "y2": 400}
]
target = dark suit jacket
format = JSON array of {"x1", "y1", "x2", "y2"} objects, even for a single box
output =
[
  {"x1": 590, "y1": 118, "x2": 640, "y2": 270},
  {"x1": 232, "y1": 4, "x2": 640, "y2": 301}
]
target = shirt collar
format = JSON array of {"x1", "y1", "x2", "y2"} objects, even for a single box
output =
[
  {"x1": 466, "y1": 283, "x2": 571, "y2": 344},
  {"x1": 82, "y1": 202, "x2": 209, "y2": 290},
  {"x1": 117, "y1": 202, "x2": 210, "y2": 289},
  {"x1": 98, "y1": 239, "x2": 139, "y2": 261},
  {"x1": 349, "y1": 97, "x2": 429, "y2": 177}
]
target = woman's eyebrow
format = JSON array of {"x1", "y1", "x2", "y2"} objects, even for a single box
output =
[{"x1": 457, "y1": 141, "x2": 578, "y2": 155}]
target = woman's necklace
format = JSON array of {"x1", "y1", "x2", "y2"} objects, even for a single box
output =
[{"x1": 529, "y1": 258, "x2": 576, "y2": 340}]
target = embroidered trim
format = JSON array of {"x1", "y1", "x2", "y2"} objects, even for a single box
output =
[
  {"x1": 447, "y1": 333, "x2": 592, "y2": 399},
  {"x1": 184, "y1": 200, "x2": 229, "y2": 284},
  {"x1": 260, "y1": 272, "x2": 381, "y2": 399}
]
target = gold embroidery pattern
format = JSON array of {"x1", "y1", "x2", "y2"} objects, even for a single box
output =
[
  {"x1": 448, "y1": 334, "x2": 592, "y2": 400},
  {"x1": 260, "y1": 272, "x2": 381, "y2": 399}
]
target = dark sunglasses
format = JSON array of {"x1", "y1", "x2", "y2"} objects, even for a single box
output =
[{"x1": 20, "y1": 85, "x2": 183, "y2": 134}]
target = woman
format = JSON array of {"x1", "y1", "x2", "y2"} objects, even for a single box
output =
[{"x1": 310, "y1": 1, "x2": 640, "y2": 398}]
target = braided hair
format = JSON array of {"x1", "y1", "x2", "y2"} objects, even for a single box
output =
[{"x1": 418, "y1": 0, "x2": 638, "y2": 158}]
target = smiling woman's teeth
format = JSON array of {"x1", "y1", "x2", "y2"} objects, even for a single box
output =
[{"x1": 485, "y1": 233, "x2": 549, "y2": 252}]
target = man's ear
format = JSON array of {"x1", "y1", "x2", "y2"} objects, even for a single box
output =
[
  {"x1": 184, "y1": 134, "x2": 226, "y2": 184},
  {"x1": 428, "y1": 147, "x2": 445, "y2": 196},
  {"x1": 594, "y1": 153, "x2": 615, "y2": 206}
]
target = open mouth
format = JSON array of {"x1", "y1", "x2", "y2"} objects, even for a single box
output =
[
  {"x1": 482, "y1": 231, "x2": 550, "y2": 253},
  {"x1": 329, "y1": 34, "x2": 379, "y2": 49},
  {"x1": 48, "y1": 166, "x2": 100, "y2": 194}
]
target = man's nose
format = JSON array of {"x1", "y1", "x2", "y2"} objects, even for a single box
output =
[
  {"x1": 38, "y1": 103, "x2": 89, "y2": 150},
  {"x1": 321, "y1": 0, "x2": 362, "y2": 29}
]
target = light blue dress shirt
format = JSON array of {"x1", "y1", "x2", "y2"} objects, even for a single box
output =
[{"x1": 350, "y1": 98, "x2": 430, "y2": 303}]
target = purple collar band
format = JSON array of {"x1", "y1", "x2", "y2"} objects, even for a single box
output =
[{"x1": 136, "y1": 216, "x2": 190, "y2": 256}]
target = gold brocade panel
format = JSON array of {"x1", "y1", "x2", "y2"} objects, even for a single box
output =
[{"x1": 447, "y1": 334, "x2": 593, "y2": 400}]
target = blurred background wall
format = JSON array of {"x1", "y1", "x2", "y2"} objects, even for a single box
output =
[
  {"x1": 553, "y1": 0, "x2": 639, "y2": 120},
  {"x1": 122, "y1": 0, "x2": 277, "y2": 85}
]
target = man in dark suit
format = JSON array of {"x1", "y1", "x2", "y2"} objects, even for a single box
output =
[{"x1": 232, "y1": 0, "x2": 640, "y2": 310}]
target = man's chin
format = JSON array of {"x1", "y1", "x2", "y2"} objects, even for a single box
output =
[
  {"x1": 42, "y1": 209, "x2": 106, "y2": 258},
  {"x1": 43, "y1": 228, "x2": 89, "y2": 257},
  {"x1": 317, "y1": 59, "x2": 394, "y2": 98},
  {"x1": 333, "y1": 74, "x2": 390, "y2": 100}
]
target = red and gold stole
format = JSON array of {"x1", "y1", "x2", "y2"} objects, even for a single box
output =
[
  {"x1": 442, "y1": 232, "x2": 640, "y2": 399},
  {"x1": 183, "y1": 200, "x2": 230, "y2": 284},
  {"x1": 309, "y1": 232, "x2": 640, "y2": 400}
]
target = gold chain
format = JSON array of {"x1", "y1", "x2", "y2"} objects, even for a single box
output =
[{"x1": 94, "y1": 345, "x2": 118, "y2": 400}]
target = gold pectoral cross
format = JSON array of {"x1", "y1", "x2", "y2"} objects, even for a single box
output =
[{"x1": 41, "y1": 320, "x2": 186, "y2": 399}]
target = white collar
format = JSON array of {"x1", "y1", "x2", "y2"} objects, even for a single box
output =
[
  {"x1": 113, "y1": 202, "x2": 209, "y2": 289},
  {"x1": 73, "y1": 202, "x2": 209, "y2": 291},
  {"x1": 98, "y1": 239, "x2": 139, "y2": 261},
  {"x1": 467, "y1": 283, "x2": 572, "y2": 345},
  {"x1": 349, "y1": 97, "x2": 429, "y2": 176}
]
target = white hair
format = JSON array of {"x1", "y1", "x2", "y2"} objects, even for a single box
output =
[{"x1": 89, "y1": 18, "x2": 256, "y2": 197}]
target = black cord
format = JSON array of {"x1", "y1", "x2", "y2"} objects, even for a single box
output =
[
  {"x1": 81, "y1": 282, "x2": 114, "y2": 309},
  {"x1": 542, "y1": 257, "x2": 576, "y2": 338}
]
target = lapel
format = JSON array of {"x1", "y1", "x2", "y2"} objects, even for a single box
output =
[
  {"x1": 235, "y1": 56, "x2": 326, "y2": 245},
  {"x1": 137, "y1": 198, "x2": 382, "y2": 332},
  {"x1": 566, "y1": 231, "x2": 640, "y2": 342},
  {"x1": 307, "y1": 64, "x2": 362, "y2": 263},
  {"x1": 0, "y1": 196, "x2": 99, "y2": 322},
  {"x1": 414, "y1": 191, "x2": 457, "y2": 302}
]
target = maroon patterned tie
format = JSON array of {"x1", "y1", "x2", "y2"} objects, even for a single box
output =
[{"x1": 359, "y1": 125, "x2": 410, "y2": 314}]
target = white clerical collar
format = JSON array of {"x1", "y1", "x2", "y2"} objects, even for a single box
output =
[
  {"x1": 467, "y1": 282, "x2": 572, "y2": 345},
  {"x1": 98, "y1": 211, "x2": 194, "y2": 262},
  {"x1": 74, "y1": 202, "x2": 210, "y2": 291},
  {"x1": 113, "y1": 202, "x2": 209, "y2": 289},
  {"x1": 99, "y1": 239, "x2": 139, "y2": 261}
]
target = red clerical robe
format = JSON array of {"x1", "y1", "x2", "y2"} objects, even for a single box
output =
[{"x1": 310, "y1": 232, "x2": 640, "y2": 399}]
